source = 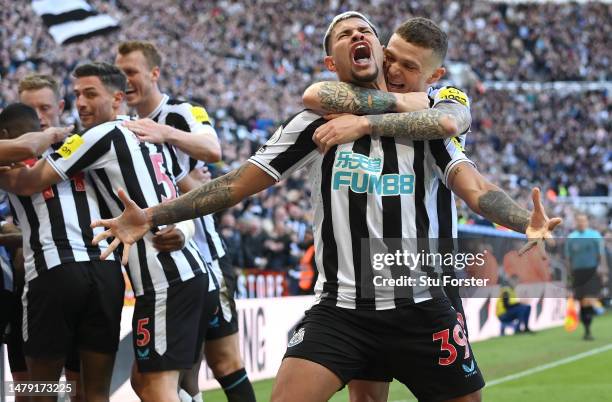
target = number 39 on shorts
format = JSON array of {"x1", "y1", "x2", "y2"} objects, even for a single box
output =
[{"x1": 432, "y1": 323, "x2": 470, "y2": 366}]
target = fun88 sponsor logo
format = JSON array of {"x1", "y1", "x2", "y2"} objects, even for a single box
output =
[{"x1": 332, "y1": 151, "x2": 414, "y2": 196}]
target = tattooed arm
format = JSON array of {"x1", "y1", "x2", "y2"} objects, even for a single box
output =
[
  {"x1": 148, "y1": 163, "x2": 273, "y2": 227},
  {"x1": 304, "y1": 81, "x2": 401, "y2": 114},
  {"x1": 312, "y1": 107, "x2": 461, "y2": 153},
  {"x1": 91, "y1": 163, "x2": 276, "y2": 263},
  {"x1": 304, "y1": 81, "x2": 435, "y2": 114},
  {"x1": 307, "y1": 82, "x2": 470, "y2": 151},
  {"x1": 365, "y1": 105, "x2": 468, "y2": 140},
  {"x1": 304, "y1": 81, "x2": 471, "y2": 135},
  {"x1": 448, "y1": 162, "x2": 561, "y2": 237}
]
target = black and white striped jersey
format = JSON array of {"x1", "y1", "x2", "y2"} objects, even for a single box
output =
[
  {"x1": 8, "y1": 149, "x2": 116, "y2": 283},
  {"x1": 424, "y1": 85, "x2": 471, "y2": 241},
  {"x1": 46, "y1": 119, "x2": 207, "y2": 296},
  {"x1": 423, "y1": 86, "x2": 472, "y2": 296},
  {"x1": 248, "y1": 107, "x2": 474, "y2": 310},
  {"x1": 148, "y1": 94, "x2": 227, "y2": 262}
]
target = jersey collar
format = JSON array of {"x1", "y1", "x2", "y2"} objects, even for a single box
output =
[{"x1": 145, "y1": 93, "x2": 170, "y2": 120}]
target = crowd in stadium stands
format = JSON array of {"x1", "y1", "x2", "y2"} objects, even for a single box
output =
[{"x1": 0, "y1": 0, "x2": 610, "y2": 279}]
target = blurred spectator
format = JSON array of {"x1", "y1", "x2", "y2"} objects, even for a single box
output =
[
  {"x1": 263, "y1": 220, "x2": 295, "y2": 271},
  {"x1": 219, "y1": 212, "x2": 244, "y2": 269},
  {"x1": 240, "y1": 215, "x2": 269, "y2": 269},
  {"x1": 286, "y1": 203, "x2": 308, "y2": 243}
]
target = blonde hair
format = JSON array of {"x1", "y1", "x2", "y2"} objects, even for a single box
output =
[
  {"x1": 118, "y1": 40, "x2": 162, "y2": 69},
  {"x1": 18, "y1": 74, "x2": 61, "y2": 100}
]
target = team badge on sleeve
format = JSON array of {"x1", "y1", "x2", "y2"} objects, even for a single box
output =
[
  {"x1": 288, "y1": 327, "x2": 305, "y2": 347},
  {"x1": 191, "y1": 106, "x2": 210, "y2": 123},
  {"x1": 58, "y1": 134, "x2": 84, "y2": 159},
  {"x1": 437, "y1": 87, "x2": 469, "y2": 107}
]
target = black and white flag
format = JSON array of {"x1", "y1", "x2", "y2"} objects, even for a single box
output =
[{"x1": 32, "y1": 0, "x2": 120, "y2": 45}]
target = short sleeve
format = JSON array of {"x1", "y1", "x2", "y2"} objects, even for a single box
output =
[
  {"x1": 430, "y1": 86, "x2": 471, "y2": 109},
  {"x1": 166, "y1": 102, "x2": 216, "y2": 136},
  {"x1": 46, "y1": 123, "x2": 116, "y2": 180},
  {"x1": 164, "y1": 102, "x2": 219, "y2": 176},
  {"x1": 427, "y1": 137, "x2": 475, "y2": 188},
  {"x1": 429, "y1": 85, "x2": 471, "y2": 136},
  {"x1": 248, "y1": 111, "x2": 324, "y2": 181}
]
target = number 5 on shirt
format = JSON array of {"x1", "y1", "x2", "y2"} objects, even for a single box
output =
[{"x1": 149, "y1": 153, "x2": 177, "y2": 201}]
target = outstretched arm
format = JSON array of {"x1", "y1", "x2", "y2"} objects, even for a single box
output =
[
  {"x1": 148, "y1": 162, "x2": 273, "y2": 226},
  {"x1": 448, "y1": 162, "x2": 562, "y2": 252},
  {"x1": 92, "y1": 162, "x2": 276, "y2": 264}
]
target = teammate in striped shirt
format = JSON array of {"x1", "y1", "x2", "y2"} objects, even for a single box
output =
[
  {"x1": 90, "y1": 13, "x2": 561, "y2": 402},
  {"x1": 16, "y1": 76, "x2": 116, "y2": 402},
  {"x1": 0, "y1": 97, "x2": 117, "y2": 402},
  {"x1": 18, "y1": 76, "x2": 93, "y2": 402},
  {"x1": 0, "y1": 63, "x2": 213, "y2": 402},
  {"x1": 115, "y1": 40, "x2": 255, "y2": 402},
  {"x1": 14, "y1": 81, "x2": 87, "y2": 401}
]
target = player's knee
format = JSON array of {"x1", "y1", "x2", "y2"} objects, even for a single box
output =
[
  {"x1": 81, "y1": 382, "x2": 108, "y2": 401},
  {"x1": 270, "y1": 366, "x2": 292, "y2": 402},
  {"x1": 270, "y1": 385, "x2": 289, "y2": 402},
  {"x1": 179, "y1": 374, "x2": 199, "y2": 396},
  {"x1": 348, "y1": 382, "x2": 388, "y2": 402},
  {"x1": 206, "y1": 347, "x2": 243, "y2": 377},
  {"x1": 350, "y1": 395, "x2": 384, "y2": 402},
  {"x1": 130, "y1": 371, "x2": 144, "y2": 398},
  {"x1": 210, "y1": 357, "x2": 243, "y2": 378},
  {"x1": 349, "y1": 392, "x2": 387, "y2": 402},
  {"x1": 133, "y1": 382, "x2": 168, "y2": 402},
  {"x1": 470, "y1": 390, "x2": 482, "y2": 402}
]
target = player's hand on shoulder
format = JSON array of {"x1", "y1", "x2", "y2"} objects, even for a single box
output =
[
  {"x1": 395, "y1": 92, "x2": 430, "y2": 113},
  {"x1": 30, "y1": 125, "x2": 73, "y2": 155},
  {"x1": 123, "y1": 118, "x2": 169, "y2": 144}
]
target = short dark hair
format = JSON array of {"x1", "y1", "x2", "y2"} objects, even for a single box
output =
[
  {"x1": 73, "y1": 62, "x2": 127, "y2": 92},
  {"x1": 323, "y1": 11, "x2": 379, "y2": 56},
  {"x1": 394, "y1": 17, "x2": 448, "y2": 63},
  {"x1": 0, "y1": 103, "x2": 40, "y2": 138},
  {"x1": 118, "y1": 40, "x2": 163, "y2": 69}
]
